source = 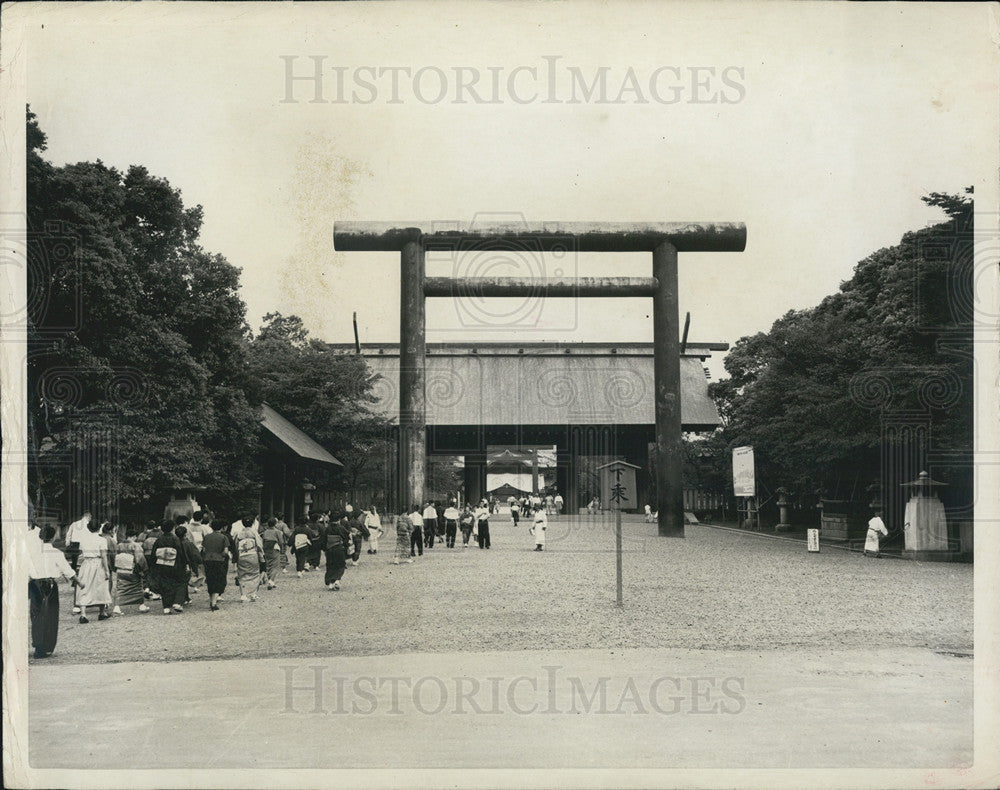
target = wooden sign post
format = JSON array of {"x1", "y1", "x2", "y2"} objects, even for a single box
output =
[{"x1": 598, "y1": 460, "x2": 640, "y2": 607}]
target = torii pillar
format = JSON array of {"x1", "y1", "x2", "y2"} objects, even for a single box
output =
[{"x1": 334, "y1": 222, "x2": 746, "y2": 537}]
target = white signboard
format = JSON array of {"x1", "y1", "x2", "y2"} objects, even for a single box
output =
[
  {"x1": 732, "y1": 446, "x2": 756, "y2": 497},
  {"x1": 807, "y1": 528, "x2": 821, "y2": 553}
]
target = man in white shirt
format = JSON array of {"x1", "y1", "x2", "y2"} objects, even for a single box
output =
[
  {"x1": 409, "y1": 505, "x2": 425, "y2": 557},
  {"x1": 443, "y1": 503, "x2": 460, "y2": 548},
  {"x1": 29, "y1": 525, "x2": 82, "y2": 658},
  {"x1": 474, "y1": 500, "x2": 491, "y2": 549},
  {"x1": 422, "y1": 502, "x2": 438, "y2": 549}
]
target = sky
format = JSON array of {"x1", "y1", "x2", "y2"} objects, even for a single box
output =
[{"x1": 16, "y1": 1, "x2": 997, "y2": 379}]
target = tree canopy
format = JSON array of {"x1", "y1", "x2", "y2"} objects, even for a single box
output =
[
  {"x1": 27, "y1": 108, "x2": 261, "y2": 516},
  {"x1": 708, "y1": 189, "x2": 973, "y2": 509},
  {"x1": 247, "y1": 313, "x2": 391, "y2": 506}
]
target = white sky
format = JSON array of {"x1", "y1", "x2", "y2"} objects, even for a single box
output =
[{"x1": 18, "y1": 1, "x2": 997, "y2": 378}]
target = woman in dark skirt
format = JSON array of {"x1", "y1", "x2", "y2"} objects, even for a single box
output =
[
  {"x1": 200, "y1": 521, "x2": 233, "y2": 611},
  {"x1": 320, "y1": 512, "x2": 351, "y2": 590}
]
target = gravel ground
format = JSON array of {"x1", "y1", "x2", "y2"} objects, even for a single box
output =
[{"x1": 34, "y1": 516, "x2": 973, "y2": 665}]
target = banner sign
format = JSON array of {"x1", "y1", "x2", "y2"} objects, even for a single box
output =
[{"x1": 732, "y1": 446, "x2": 756, "y2": 497}]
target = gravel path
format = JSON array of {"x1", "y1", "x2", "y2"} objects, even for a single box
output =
[{"x1": 35, "y1": 517, "x2": 973, "y2": 665}]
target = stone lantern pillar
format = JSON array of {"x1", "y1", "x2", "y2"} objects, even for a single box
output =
[
  {"x1": 163, "y1": 486, "x2": 202, "y2": 522},
  {"x1": 301, "y1": 480, "x2": 316, "y2": 520},
  {"x1": 775, "y1": 487, "x2": 791, "y2": 532},
  {"x1": 901, "y1": 471, "x2": 949, "y2": 559}
]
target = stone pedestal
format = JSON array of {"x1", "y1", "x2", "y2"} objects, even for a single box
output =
[
  {"x1": 163, "y1": 491, "x2": 201, "y2": 522},
  {"x1": 903, "y1": 493, "x2": 948, "y2": 553}
]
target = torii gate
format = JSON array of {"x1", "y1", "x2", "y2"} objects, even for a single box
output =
[{"x1": 333, "y1": 221, "x2": 746, "y2": 537}]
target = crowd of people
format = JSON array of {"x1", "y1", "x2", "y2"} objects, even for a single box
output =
[{"x1": 27, "y1": 495, "x2": 558, "y2": 659}]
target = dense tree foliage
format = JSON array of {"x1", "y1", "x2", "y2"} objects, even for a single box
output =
[
  {"x1": 247, "y1": 313, "x2": 390, "y2": 505},
  {"x1": 708, "y1": 190, "x2": 973, "y2": 508},
  {"x1": 27, "y1": 108, "x2": 262, "y2": 516}
]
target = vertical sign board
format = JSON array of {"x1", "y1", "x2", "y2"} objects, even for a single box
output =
[
  {"x1": 732, "y1": 446, "x2": 757, "y2": 530},
  {"x1": 600, "y1": 464, "x2": 638, "y2": 511},
  {"x1": 732, "y1": 446, "x2": 756, "y2": 497},
  {"x1": 598, "y1": 461, "x2": 640, "y2": 608},
  {"x1": 807, "y1": 528, "x2": 820, "y2": 553}
]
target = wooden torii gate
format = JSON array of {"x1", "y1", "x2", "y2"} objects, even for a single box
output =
[{"x1": 333, "y1": 221, "x2": 746, "y2": 537}]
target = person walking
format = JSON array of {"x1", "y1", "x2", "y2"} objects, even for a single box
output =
[
  {"x1": 309, "y1": 516, "x2": 324, "y2": 571},
  {"x1": 554, "y1": 492, "x2": 564, "y2": 516},
  {"x1": 275, "y1": 512, "x2": 291, "y2": 573},
  {"x1": 409, "y1": 505, "x2": 425, "y2": 558},
  {"x1": 201, "y1": 520, "x2": 233, "y2": 611},
  {"x1": 113, "y1": 530, "x2": 150, "y2": 613},
  {"x1": 186, "y1": 511, "x2": 210, "y2": 593},
  {"x1": 76, "y1": 518, "x2": 113, "y2": 622},
  {"x1": 422, "y1": 502, "x2": 437, "y2": 549},
  {"x1": 510, "y1": 498, "x2": 520, "y2": 526},
  {"x1": 260, "y1": 517, "x2": 285, "y2": 589},
  {"x1": 63, "y1": 511, "x2": 92, "y2": 578},
  {"x1": 100, "y1": 522, "x2": 121, "y2": 615},
  {"x1": 531, "y1": 505, "x2": 547, "y2": 551},
  {"x1": 29, "y1": 526, "x2": 83, "y2": 657},
  {"x1": 64, "y1": 511, "x2": 92, "y2": 614},
  {"x1": 459, "y1": 506, "x2": 475, "y2": 548},
  {"x1": 320, "y1": 512, "x2": 351, "y2": 590},
  {"x1": 392, "y1": 511, "x2": 414, "y2": 565},
  {"x1": 140, "y1": 520, "x2": 163, "y2": 604},
  {"x1": 292, "y1": 522, "x2": 313, "y2": 576},
  {"x1": 175, "y1": 524, "x2": 203, "y2": 606},
  {"x1": 443, "y1": 503, "x2": 460, "y2": 548},
  {"x1": 187, "y1": 510, "x2": 209, "y2": 551},
  {"x1": 346, "y1": 510, "x2": 367, "y2": 565},
  {"x1": 150, "y1": 519, "x2": 189, "y2": 614},
  {"x1": 474, "y1": 500, "x2": 491, "y2": 549},
  {"x1": 864, "y1": 509, "x2": 889, "y2": 558},
  {"x1": 232, "y1": 518, "x2": 264, "y2": 601},
  {"x1": 365, "y1": 506, "x2": 384, "y2": 554}
]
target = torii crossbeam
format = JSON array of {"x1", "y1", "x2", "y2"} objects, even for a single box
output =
[{"x1": 333, "y1": 221, "x2": 747, "y2": 537}]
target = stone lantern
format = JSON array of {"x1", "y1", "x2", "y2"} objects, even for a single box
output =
[
  {"x1": 901, "y1": 471, "x2": 949, "y2": 559},
  {"x1": 163, "y1": 485, "x2": 203, "y2": 522},
  {"x1": 775, "y1": 487, "x2": 791, "y2": 532},
  {"x1": 301, "y1": 480, "x2": 316, "y2": 519}
]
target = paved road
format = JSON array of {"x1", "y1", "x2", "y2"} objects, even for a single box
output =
[{"x1": 28, "y1": 646, "x2": 971, "y2": 770}]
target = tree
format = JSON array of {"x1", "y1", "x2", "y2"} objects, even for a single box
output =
[
  {"x1": 709, "y1": 190, "x2": 973, "y2": 515},
  {"x1": 247, "y1": 313, "x2": 390, "y2": 504},
  {"x1": 426, "y1": 457, "x2": 463, "y2": 502},
  {"x1": 27, "y1": 107, "x2": 262, "y2": 520}
]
